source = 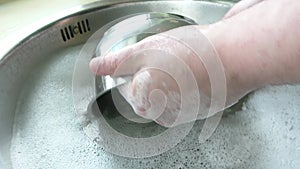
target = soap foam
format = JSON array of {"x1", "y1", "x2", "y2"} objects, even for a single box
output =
[{"x1": 10, "y1": 45, "x2": 300, "y2": 169}]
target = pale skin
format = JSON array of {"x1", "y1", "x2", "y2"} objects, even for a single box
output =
[{"x1": 90, "y1": 0, "x2": 300, "y2": 127}]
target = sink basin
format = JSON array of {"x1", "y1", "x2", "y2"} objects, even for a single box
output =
[{"x1": 1, "y1": 1, "x2": 299, "y2": 169}]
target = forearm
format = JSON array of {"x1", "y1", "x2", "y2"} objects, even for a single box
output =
[{"x1": 204, "y1": 0, "x2": 300, "y2": 93}]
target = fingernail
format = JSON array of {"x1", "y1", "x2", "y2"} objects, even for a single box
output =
[
  {"x1": 134, "y1": 107, "x2": 147, "y2": 117},
  {"x1": 89, "y1": 58, "x2": 100, "y2": 74}
]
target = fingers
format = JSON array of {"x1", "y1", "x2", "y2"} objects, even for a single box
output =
[
  {"x1": 89, "y1": 42, "x2": 144, "y2": 76},
  {"x1": 223, "y1": 0, "x2": 264, "y2": 19},
  {"x1": 89, "y1": 34, "x2": 167, "y2": 76}
]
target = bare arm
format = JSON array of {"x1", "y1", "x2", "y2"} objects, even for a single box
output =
[{"x1": 206, "y1": 0, "x2": 300, "y2": 92}]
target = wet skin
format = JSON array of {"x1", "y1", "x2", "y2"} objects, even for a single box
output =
[{"x1": 90, "y1": 0, "x2": 300, "y2": 127}]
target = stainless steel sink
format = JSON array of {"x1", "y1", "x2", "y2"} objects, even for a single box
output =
[
  {"x1": 0, "y1": 1, "x2": 232, "y2": 168},
  {"x1": 1, "y1": 1, "x2": 299, "y2": 169}
]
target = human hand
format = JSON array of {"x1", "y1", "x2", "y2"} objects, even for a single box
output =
[
  {"x1": 90, "y1": 0, "x2": 300, "y2": 127},
  {"x1": 89, "y1": 26, "x2": 249, "y2": 127}
]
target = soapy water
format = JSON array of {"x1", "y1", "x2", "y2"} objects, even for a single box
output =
[{"x1": 10, "y1": 45, "x2": 300, "y2": 169}]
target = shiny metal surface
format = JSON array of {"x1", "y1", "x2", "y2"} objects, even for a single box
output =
[
  {"x1": 0, "y1": 0, "x2": 232, "y2": 60},
  {"x1": 0, "y1": 1, "x2": 232, "y2": 168},
  {"x1": 2, "y1": 1, "x2": 300, "y2": 169}
]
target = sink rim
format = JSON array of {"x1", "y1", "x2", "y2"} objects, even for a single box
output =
[{"x1": 0, "y1": 0, "x2": 233, "y2": 63}]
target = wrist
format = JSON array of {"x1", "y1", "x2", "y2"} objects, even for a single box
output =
[{"x1": 199, "y1": 23, "x2": 262, "y2": 103}]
